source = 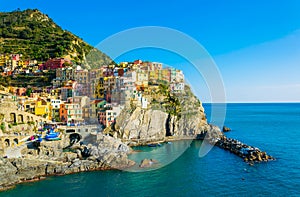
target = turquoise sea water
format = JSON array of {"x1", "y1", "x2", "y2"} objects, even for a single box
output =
[{"x1": 1, "y1": 103, "x2": 300, "y2": 196}]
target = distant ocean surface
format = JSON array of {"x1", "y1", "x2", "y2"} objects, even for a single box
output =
[{"x1": 1, "y1": 103, "x2": 300, "y2": 196}]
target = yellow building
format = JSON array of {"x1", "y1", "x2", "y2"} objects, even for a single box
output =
[
  {"x1": 0, "y1": 56, "x2": 6, "y2": 66},
  {"x1": 95, "y1": 77, "x2": 105, "y2": 99},
  {"x1": 0, "y1": 54, "x2": 10, "y2": 66},
  {"x1": 19, "y1": 60, "x2": 26, "y2": 68},
  {"x1": 24, "y1": 99, "x2": 36, "y2": 114},
  {"x1": 35, "y1": 98, "x2": 51, "y2": 120},
  {"x1": 0, "y1": 85, "x2": 9, "y2": 93},
  {"x1": 119, "y1": 62, "x2": 128, "y2": 68},
  {"x1": 149, "y1": 70, "x2": 158, "y2": 83}
]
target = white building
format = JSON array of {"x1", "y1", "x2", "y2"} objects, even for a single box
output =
[
  {"x1": 105, "y1": 106, "x2": 123, "y2": 126},
  {"x1": 136, "y1": 69, "x2": 148, "y2": 87},
  {"x1": 170, "y1": 82, "x2": 185, "y2": 93},
  {"x1": 170, "y1": 68, "x2": 184, "y2": 83},
  {"x1": 65, "y1": 103, "x2": 83, "y2": 123},
  {"x1": 141, "y1": 97, "x2": 148, "y2": 109},
  {"x1": 51, "y1": 99, "x2": 63, "y2": 109},
  {"x1": 120, "y1": 73, "x2": 136, "y2": 105},
  {"x1": 176, "y1": 70, "x2": 184, "y2": 82},
  {"x1": 51, "y1": 99, "x2": 64, "y2": 122}
]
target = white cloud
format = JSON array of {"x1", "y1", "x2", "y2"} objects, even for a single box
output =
[{"x1": 258, "y1": 84, "x2": 300, "y2": 89}]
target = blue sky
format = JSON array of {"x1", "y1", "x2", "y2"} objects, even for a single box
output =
[{"x1": 1, "y1": 0, "x2": 300, "y2": 102}]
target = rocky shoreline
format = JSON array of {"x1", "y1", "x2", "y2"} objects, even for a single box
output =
[
  {"x1": 0, "y1": 128, "x2": 276, "y2": 191},
  {"x1": 0, "y1": 132, "x2": 135, "y2": 191},
  {"x1": 0, "y1": 85, "x2": 275, "y2": 191}
]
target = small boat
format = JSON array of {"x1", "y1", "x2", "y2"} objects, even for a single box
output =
[
  {"x1": 37, "y1": 135, "x2": 43, "y2": 142},
  {"x1": 46, "y1": 137, "x2": 61, "y2": 141},
  {"x1": 147, "y1": 143, "x2": 162, "y2": 147},
  {"x1": 38, "y1": 128, "x2": 45, "y2": 132},
  {"x1": 45, "y1": 132, "x2": 60, "y2": 141}
]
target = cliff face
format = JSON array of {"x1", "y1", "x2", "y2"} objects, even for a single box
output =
[
  {"x1": 116, "y1": 108, "x2": 169, "y2": 141},
  {"x1": 110, "y1": 85, "x2": 220, "y2": 145}
]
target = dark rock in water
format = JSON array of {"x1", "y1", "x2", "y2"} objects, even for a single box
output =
[
  {"x1": 222, "y1": 126, "x2": 231, "y2": 132},
  {"x1": 139, "y1": 159, "x2": 158, "y2": 168},
  {"x1": 151, "y1": 159, "x2": 159, "y2": 164},
  {"x1": 140, "y1": 159, "x2": 150, "y2": 168}
]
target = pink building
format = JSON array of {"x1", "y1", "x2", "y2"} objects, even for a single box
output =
[
  {"x1": 41, "y1": 58, "x2": 71, "y2": 70},
  {"x1": 134, "y1": 60, "x2": 142, "y2": 65},
  {"x1": 98, "y1": 110, "x2": 106, "y2": 126}
]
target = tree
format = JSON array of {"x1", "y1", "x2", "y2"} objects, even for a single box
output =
[
  {"x1": 26, "y1": 88, "x2": 32, "y2": 97},
  {"x1": 19, "y1": 30, "x2": 30, "y2": 39},
  {"x1": 4, "y1": 77, "x2": 11, "y2": 86},
  {"x1": 63, "y1": 62, "x2": 71, "y2": 67}
]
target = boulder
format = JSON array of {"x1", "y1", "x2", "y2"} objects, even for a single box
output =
[
  {"x1": 139, "y1": 159, "x2": 151, "y2": 168},
  {"x1": 65, "y1": 152, "x2": 78, "y2": 162},
  {"x1": 139, "y1": 159, "x2": 158, "y2": 168},
  {"x1": 76, "y1": 149, "x2": 82, "y2": 160},
  {"x1": 222, "y1": 126, "x2": 231, "y2": 132},
  {"x1": 0, "y1": 158, "x2": 19, "y2": 189}
]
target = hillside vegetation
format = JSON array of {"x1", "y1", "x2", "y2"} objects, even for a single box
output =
[{"x1": 0, "y1": 9, "x2": 111, "y2": 68}]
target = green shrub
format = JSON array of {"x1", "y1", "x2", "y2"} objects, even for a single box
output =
[{"x1": 0, "y1": 122, "x2": 5, "y2": 132}]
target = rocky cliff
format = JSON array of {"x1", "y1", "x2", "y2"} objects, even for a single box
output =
[{"x1": 108, "y1": 85, "x2": 222, "y2": 145}]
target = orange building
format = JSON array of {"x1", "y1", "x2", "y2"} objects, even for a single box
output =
[{"x1": 59, "y1": 103, "x2": 68, "y2": 122}]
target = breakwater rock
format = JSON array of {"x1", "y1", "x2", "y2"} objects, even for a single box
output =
[
  {"x1": 0, "y1": 133, "x2": 134, "y2": 191},
  {"x1": 216, "y1": 136, "x2": 275, "y2": 164}
]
